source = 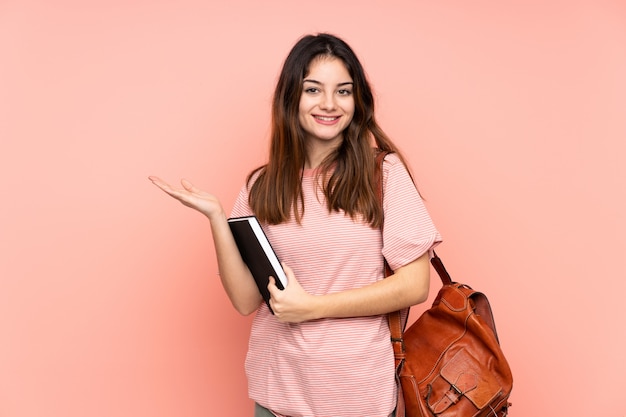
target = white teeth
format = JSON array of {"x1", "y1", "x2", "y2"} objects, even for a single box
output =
[{"x1": 315, "y1": 116, "x2": 337, "y2": 121}]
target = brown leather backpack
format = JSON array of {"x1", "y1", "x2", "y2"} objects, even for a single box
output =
[
  {"x1": 375, "y1": 150, "x2": 513, "y2": 416},
  {"x1": 389, "y1": 254, "x2": 513, "y2": 417}
]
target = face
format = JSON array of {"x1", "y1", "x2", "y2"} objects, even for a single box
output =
[{"x1": 298, "y1": 57, "x2": 355, "y2": 150}]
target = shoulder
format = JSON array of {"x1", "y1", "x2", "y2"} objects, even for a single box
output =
[
  {"x1": 381, "y1": 151, "x2": 403, "y2": 168},
  {"x1": 381, "y1": 152, "x2": 410, "y2": 181},
  {"x1": 234, "y1": 166, "x2": 266, "y2": 203}
]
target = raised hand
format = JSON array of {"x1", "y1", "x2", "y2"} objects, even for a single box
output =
[{"x1": 148, "y1": 176, "x2": 225, "y2": 221}]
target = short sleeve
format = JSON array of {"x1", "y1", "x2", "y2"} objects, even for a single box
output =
[{"x1": 381, "y1": 153, "x2": 442, "y2": 271}]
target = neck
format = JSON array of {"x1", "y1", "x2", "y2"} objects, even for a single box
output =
[{"x1": 304, "y1": 139, "x2": 342, "y2": 169}]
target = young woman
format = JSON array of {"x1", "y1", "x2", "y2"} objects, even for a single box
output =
[{"x1": 150, "y1": 33, "x2": 441, "y2": 417}]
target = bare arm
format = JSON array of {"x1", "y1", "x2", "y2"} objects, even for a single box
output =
[
  {"x1": 149, "y1": 176, "x2": 262, "y2": 315},
  {"x1": 268, "y1": 252, "x2": 430, "y2": 323}
]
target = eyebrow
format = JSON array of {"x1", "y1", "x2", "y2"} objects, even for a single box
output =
[{"x1": 303, "y1": 79, "x2": 354, "y2": 87}]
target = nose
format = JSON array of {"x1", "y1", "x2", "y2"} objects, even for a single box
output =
[{"x1": 319, "y1": 92, "x2": 336, "y2": 110}]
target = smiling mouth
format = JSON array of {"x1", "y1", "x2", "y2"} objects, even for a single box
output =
[{"x1": 314, "y1": 115, "x2": 340, "y2": 121}]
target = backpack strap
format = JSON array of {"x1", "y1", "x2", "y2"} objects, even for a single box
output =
[{"x1": 376, "y1": 150, "x2": 407, "y2": 417}]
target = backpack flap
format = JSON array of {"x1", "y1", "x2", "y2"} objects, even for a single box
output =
[{"x1": 427, "y1": 348, "x2": 502, "y2": 414}]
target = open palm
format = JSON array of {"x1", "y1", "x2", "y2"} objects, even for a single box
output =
[{"x1": 149, "y1": 176, "x2": 224, "y2": 220}]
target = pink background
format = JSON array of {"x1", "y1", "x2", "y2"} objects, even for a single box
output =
[{"x1": 1, "y1": 1, "x2": 625, "y2": 416}]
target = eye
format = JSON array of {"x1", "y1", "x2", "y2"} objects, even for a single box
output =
[
  {"x1": 304, "y1": 87, "x2": 320, "y2": 94},
  {"x1": 338, "y1": 89, "x2": 353, "y2": 96}
]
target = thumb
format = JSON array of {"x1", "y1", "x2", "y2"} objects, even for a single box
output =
[
  {"x1": 181, "y1": 179, "x2": 199, "y2": 192},
  {"x1": 281, "y1": 262, "x2": 293, "y2": 277},
  {"x1": 281, "y1": 263, "x2": 295, "y2": 286}
]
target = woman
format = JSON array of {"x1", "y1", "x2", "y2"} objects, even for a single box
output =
[{"x1": 150, "y1": 33, "x2": 441, "y2": 417}]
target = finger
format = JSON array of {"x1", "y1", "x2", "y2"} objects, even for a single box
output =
[
  {"x1": 150, "y1": 178, "x2": 195, "y2": 204},
  {"x1": 267, "y1": 276, "x2": 276, "y2": 292},
  {"x1": 181, "y1": 178, "x2": 201, "y2": 193},
  {"x1": 268, "y1": 276, "x2": 283, "y2": 298},
  {"x1": 149, "y1": 176, "x2": 170, "y2": 189},
  {"x1": 150, "y1": 176, "x2": 182, "y2": 193},
  {"x1": 269, "y1": 299, "x2": 284, "y2": 320}
]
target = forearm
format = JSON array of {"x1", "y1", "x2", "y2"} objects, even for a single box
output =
[
  {"x1": 209, "y1": 212, "x2": 263, "y2": 315},
  {"x1": 147, "y1": 176, "x2": 263, "y2": 314},
  {"x1": 314, "y1": 254, "x2": 430, "y2": 319}
]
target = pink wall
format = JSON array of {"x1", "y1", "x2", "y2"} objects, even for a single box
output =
[{"x1": 1, "y1": 1, "x2": 625, "y2": 416}]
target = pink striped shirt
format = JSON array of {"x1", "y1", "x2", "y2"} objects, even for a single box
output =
[{"x1": 230, "y1": 153, "x2": 441, "y2": 417}]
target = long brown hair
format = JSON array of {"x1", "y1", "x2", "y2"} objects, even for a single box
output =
[{"x1": 248, "y1": 33, "x2": 409, "y2": 227}]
